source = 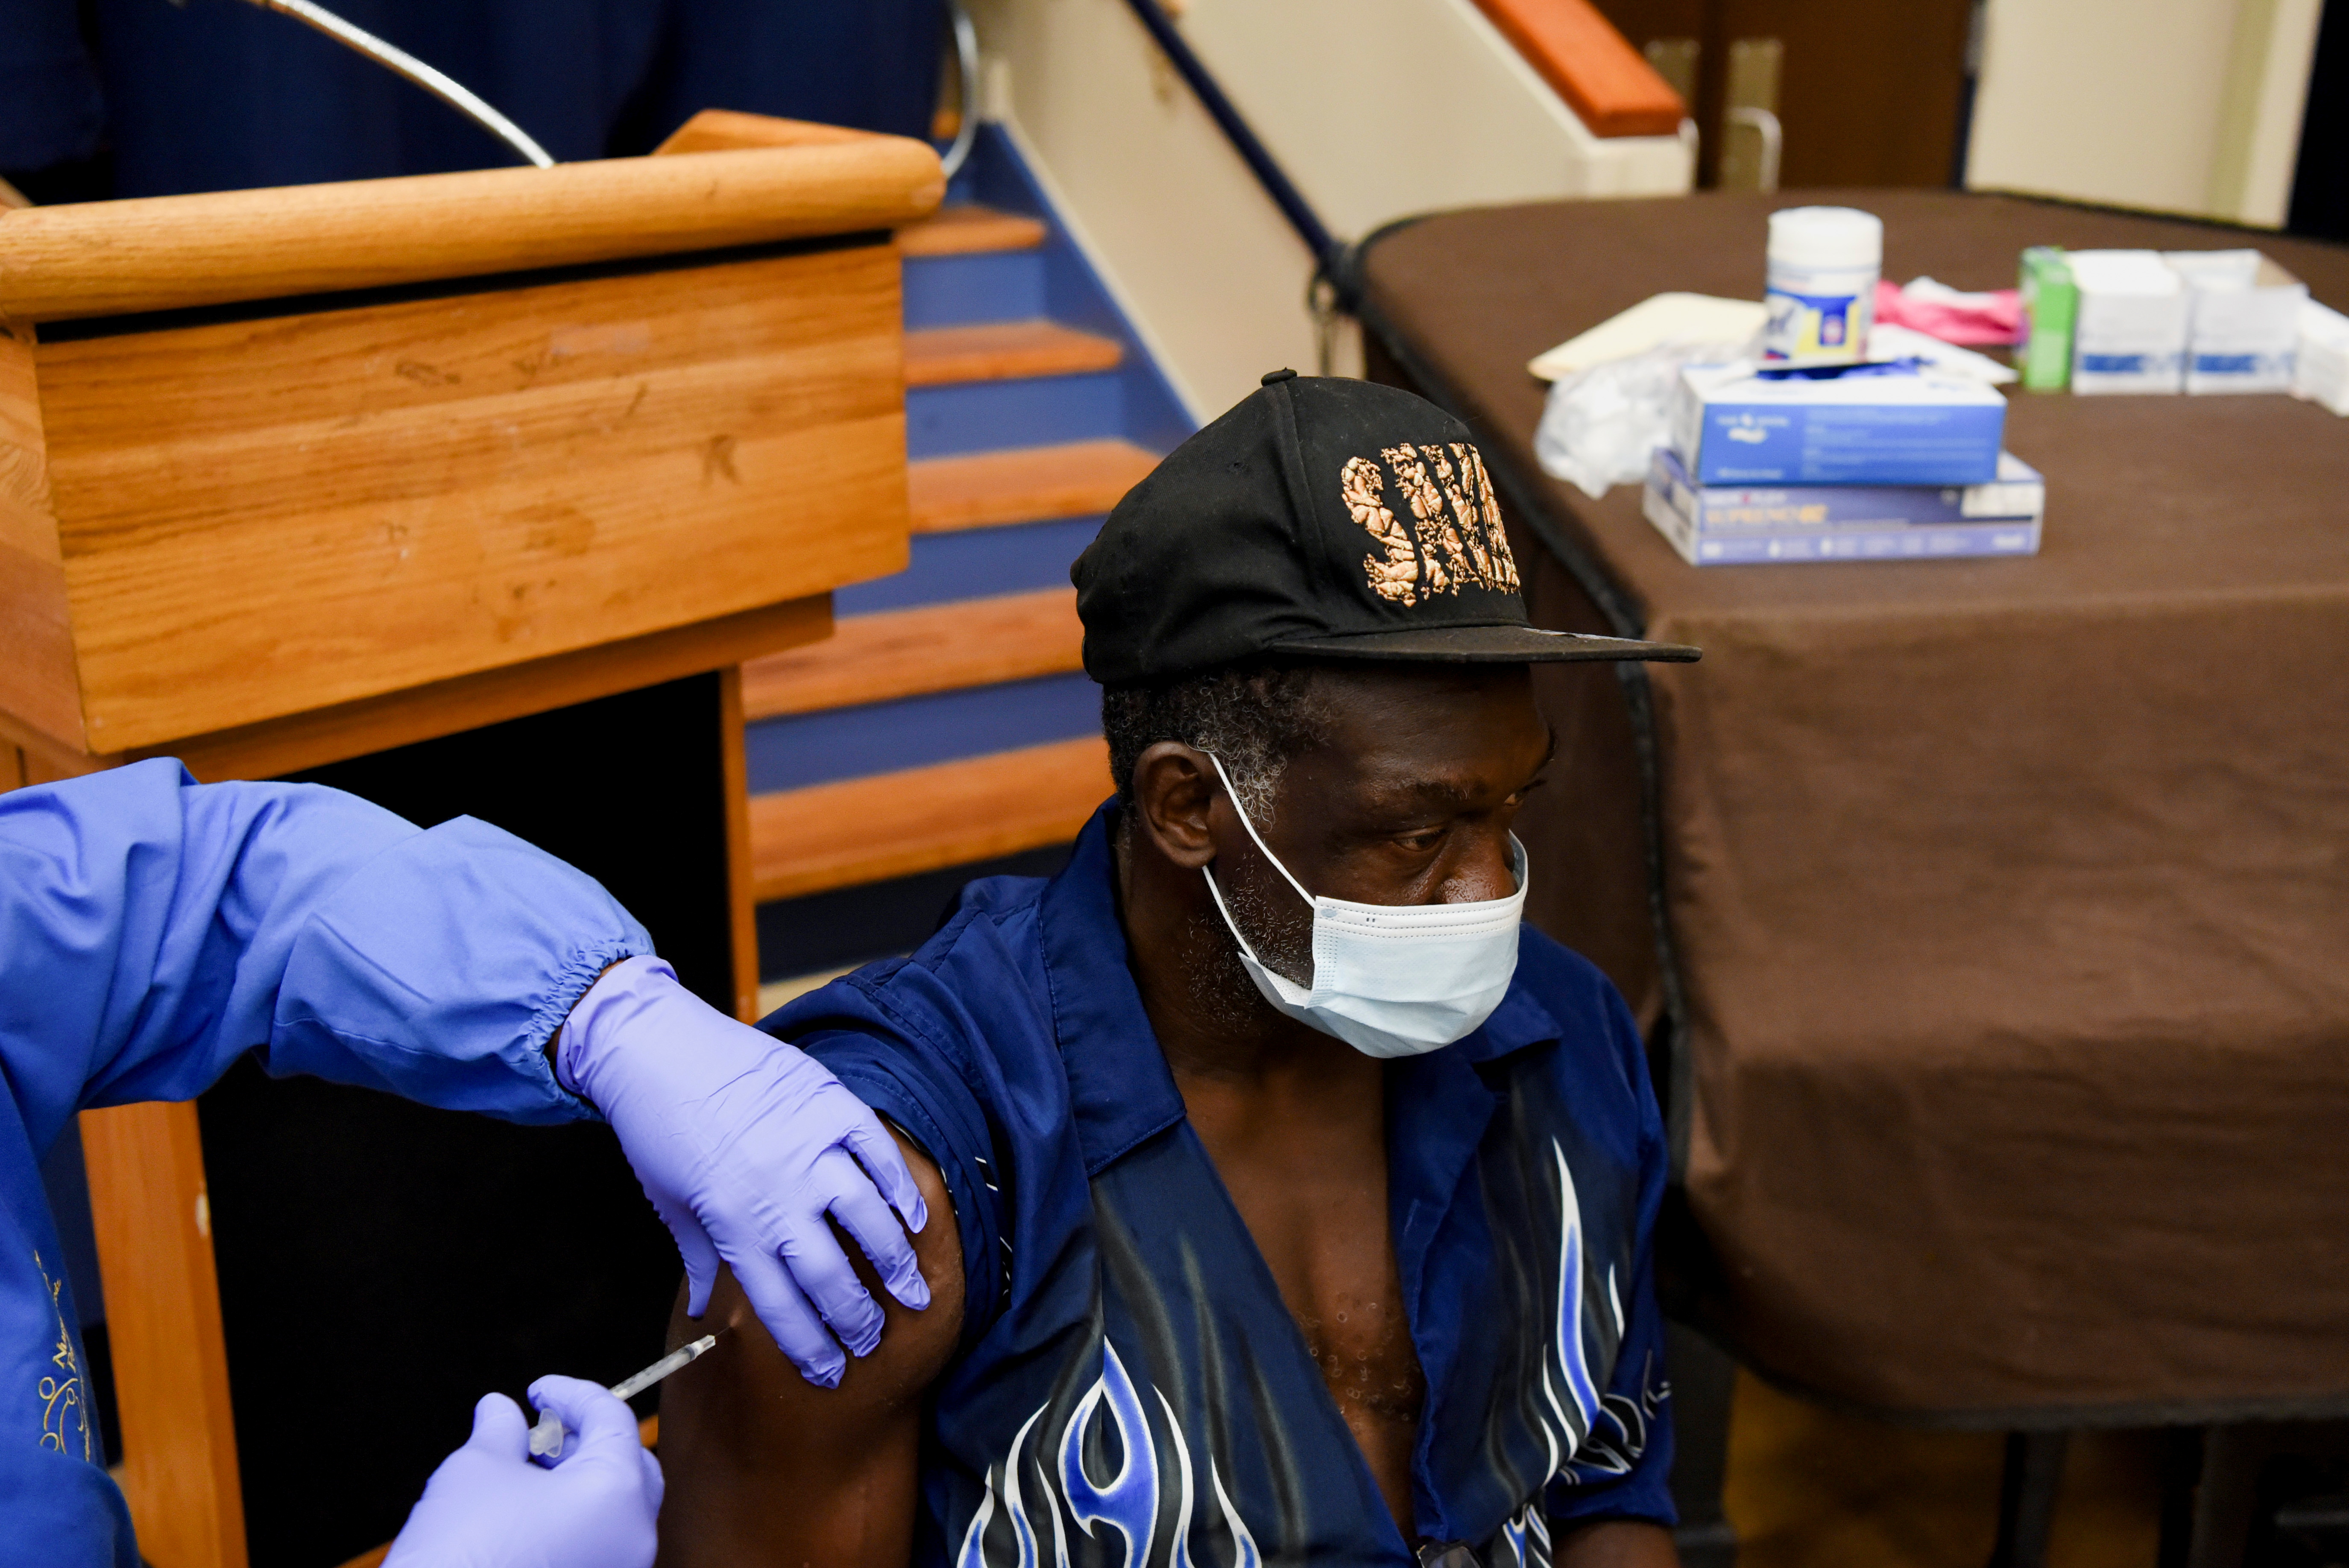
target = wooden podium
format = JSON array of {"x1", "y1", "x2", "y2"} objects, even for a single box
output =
[{"x1": 0, "y1": 114, "x2": 940, "y2": 1568}]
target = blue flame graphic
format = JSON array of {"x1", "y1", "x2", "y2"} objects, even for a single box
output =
[
  {"x1": 958, "y1": 1340, "x2": 1263, "y2": 1568},
  {"x1": 1060, "y1": 1343, "x2": 1160, "y2": 1563}
]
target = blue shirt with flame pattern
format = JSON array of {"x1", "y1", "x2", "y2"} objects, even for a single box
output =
[{"x1": 776, "y1": 802, "x2": 1675, "y2": 1568}]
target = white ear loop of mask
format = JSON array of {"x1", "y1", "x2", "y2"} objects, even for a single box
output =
[{"x1": 1199, "y1": 752, "x2": 1527, "y2": 1059}]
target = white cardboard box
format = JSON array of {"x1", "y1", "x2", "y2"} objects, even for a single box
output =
[
  {"x1": 2292, "y1": 298, "x2": 2349, "y2": 415},
  {"x1": 2164, "y1": 249, "x2": 2307, "y2": 395},
  {"x1": 2068, "y1": 250, "x2": 2188, "y2": 395}
]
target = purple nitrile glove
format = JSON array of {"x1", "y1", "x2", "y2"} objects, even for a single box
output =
[
  {"x1": 558, "y1": 956, "x2": 930, "y2": 1387},
  {"x1": 383, "y1": 1377, "x2": 662, "y2": 1568}
]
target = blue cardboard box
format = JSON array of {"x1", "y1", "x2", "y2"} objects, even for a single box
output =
[
  {"x1": 1643, "y1": 446, "x2": 2043, "y2": 566},
  {"x1": 1669, "y1": 360, "x2": 2007, "y2": 486}
]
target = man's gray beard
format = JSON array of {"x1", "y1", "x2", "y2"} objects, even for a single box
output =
[{"x1": 1185, "y1": 868, "x2": 1310, "y2": 1033}]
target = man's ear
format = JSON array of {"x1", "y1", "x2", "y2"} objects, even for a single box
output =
[{"x1": 1129, "y1": 742, "x2": 1219, "y2": 870}]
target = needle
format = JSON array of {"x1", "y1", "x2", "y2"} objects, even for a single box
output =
[{"x1": 527, "y1": 1331, "x2": 722, "y2": 1462}]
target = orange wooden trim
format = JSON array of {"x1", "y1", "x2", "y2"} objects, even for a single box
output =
[
  {"x1": 80, "y1": 1101, "x2": 247, "y2": 1568},
  {"x1": 741, "y1": 589, "x2": 1083, "y2": 721},
  {"x1": 0, "y1": 322, "x2": 85, "y2": 752},
  {"x1": 909, "y1": 439, "x2": 1156, "y2": 534},
  {"x1": 0, "y1": 140, "x2": 943, "y2": 324},
  {"x1": 899, "y1": 206, "x2": 1050, "y2": 257},
  {"x1": 0, "y1": 595, "x2": 829, "y2": 784},
  {"x1": 153, "y1": 596, "x2": 836, "y2": 784},
  {"x1": 0, "y1": 710, "x2": 107, "y2": 784},
  {"x1": 1467, "y1": 0, "x2": 1685, "y2": 137},
  {"x1": 904, "y1": 321, "x2": 1122, "y2": 387},
  {"x1": 719, "y1": 664, "x2": 762, "y2": 1024},
  {"x1": 750, "y1": 734, "x2": 1108, "y2": 902}
]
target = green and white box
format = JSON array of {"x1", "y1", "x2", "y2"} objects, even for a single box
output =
[{"x1": 2018, "y1": 247, "x2": 2076, "y2": 392}]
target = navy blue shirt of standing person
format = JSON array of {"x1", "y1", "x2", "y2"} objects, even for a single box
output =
[{"x1": 771, "y1": 803, "x2": 1674, "y2": 1567}]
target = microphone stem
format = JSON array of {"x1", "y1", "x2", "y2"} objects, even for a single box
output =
[{"x1": 241, "y1": 0, "x2": 556, "y2": 170}]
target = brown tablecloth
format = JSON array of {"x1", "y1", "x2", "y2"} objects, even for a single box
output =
[{"x1": 1356, "y1": 191, "x2": 2349, "y2": 1425}]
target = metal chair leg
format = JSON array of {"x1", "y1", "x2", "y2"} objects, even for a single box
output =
[
  {"x1": 1986, "y1": 1430, "x2": 2071, "y2": 1568},
  {"x1": 2156, "y1": 1427, "x2": 2207, "y2": 1568},
  {"x1": 1664, "y1": 1322, "x2": 1738, "y2": 1568}
]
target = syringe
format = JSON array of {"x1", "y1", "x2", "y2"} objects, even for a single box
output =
[{"x1": 527, "y1": 1331, "x2": 722, "y2": 1463}]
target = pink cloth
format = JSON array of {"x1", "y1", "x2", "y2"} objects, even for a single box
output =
[{"x1": 1875, "y1": 277, "x2": 2023, "y2": 346}]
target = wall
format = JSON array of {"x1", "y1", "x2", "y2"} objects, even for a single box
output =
[
  {"x1": 1965, "y1": 0, "x2": 2321, "y2": 227},
  {"x1": 968, "y1": 0, "x2": 1319, "y2": 421},
  {"x1": 1181, "y1": 0, "x2": 1692, "y2": 237},
  {"x1": 966, "y1": 0, "x2": 1692, "y2": 420}
]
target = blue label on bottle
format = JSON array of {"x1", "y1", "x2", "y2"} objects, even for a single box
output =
[{"x1": 1763, "y1": 288, "x2": 1866, "y2": 362}]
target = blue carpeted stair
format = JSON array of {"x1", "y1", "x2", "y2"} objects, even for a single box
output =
[{"x1": 747, "y1": 126, "x2": 1193, "y2": 992}]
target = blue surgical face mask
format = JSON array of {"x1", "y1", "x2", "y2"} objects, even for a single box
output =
[{"x1": 1199, "y1": 753, "x2": 1527, "y2": 1059}]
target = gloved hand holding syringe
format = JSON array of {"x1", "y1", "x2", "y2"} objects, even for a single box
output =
[{"x1": 527, "y1": 1331, "x2": 725, "y2": 1464}]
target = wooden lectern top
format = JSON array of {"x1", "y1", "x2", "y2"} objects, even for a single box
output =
[
  {"x1": 0, "y1": 122, "x2": 939, "y2": 779},
  {"x1": 0, "y1": 132, "x2": 944, "y2": 324}
]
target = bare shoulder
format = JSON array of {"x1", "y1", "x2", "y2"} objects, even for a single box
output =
[
  {"x1": 1552, "y1": 1519, "x2": 1680, "y2": 1568},
  {"x1": 653, "y1": 1127, "x2": 966, "y2": 1567}
]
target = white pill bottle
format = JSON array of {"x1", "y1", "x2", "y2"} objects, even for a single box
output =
[{"x1": 1763, "y1": 206, "x2": 1882, "y2": 364}]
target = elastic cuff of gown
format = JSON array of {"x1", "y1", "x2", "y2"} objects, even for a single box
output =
[{"x1": 528, "y1": 938, "x2": 654, "y2": 1118}]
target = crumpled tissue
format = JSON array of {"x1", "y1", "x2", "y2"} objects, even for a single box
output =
[{"x1": 1534, "y1": 341, "x2": 1753, "y2": 500}]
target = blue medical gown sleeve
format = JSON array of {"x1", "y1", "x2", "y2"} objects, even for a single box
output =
[
  {"x1": 0, "y1": 760, "x2": 655, "y2": 1565},
  {"x1": 1, "y1": 757, "x2": 654, "y2": 1158}
]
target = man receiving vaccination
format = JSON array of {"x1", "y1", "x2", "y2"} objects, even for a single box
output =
[{"x1": 655, "y1": 372, "x2": 1701, "y2": 1568}]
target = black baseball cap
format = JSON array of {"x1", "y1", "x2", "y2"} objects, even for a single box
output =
[{"x1": 1072, "y1": 371, "x2": 1701, "y2": 687}]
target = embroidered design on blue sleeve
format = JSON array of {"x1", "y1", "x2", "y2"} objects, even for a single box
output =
[{"x1": 33, "y1": 1249, "x2": 94, "y2": 1463}]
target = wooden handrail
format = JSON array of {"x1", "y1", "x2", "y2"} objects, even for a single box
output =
[
  {"x1": 1468, "y1": 0, "x2": 1685, "y2": 138},
  {"x1": 0, "y1": 135, "x2": 943, "y2": 323}
]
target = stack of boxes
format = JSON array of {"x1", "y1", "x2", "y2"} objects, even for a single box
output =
[
  {"x1": 1643, "y1": 361, "x2": 2041, "y2": 565},
  {"x1": 2018, "y1": 247, "x2": 2312, "y2": 397}
]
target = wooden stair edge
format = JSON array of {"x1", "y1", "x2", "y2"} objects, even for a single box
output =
[
  {"x1": 900, "y1": 205, "x2": 1051, "y2": 256},
  {"x1": 750, "y1": 735, "x2": 1109, "y2": 903},
  {"x1": 903, "y1": 320, "x2": 1124, "y2": 387},
  {"x1": 740, "y1": 588, "x2": 1084, "y2": 721},
  {"x1": 908, "y1": 439, "x2": 1158, "y2": 533}
]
